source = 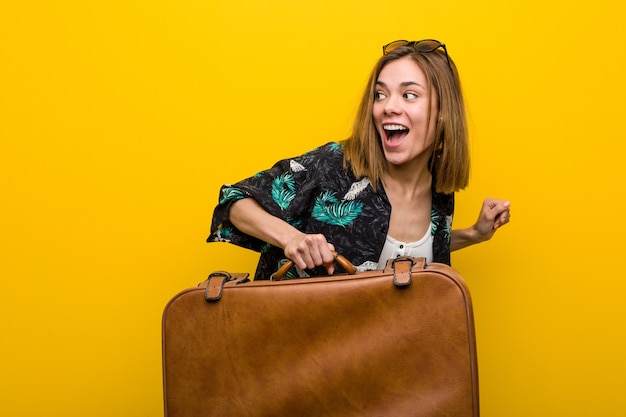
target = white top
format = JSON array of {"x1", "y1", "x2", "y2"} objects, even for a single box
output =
[{"x1": 377, "y1": 223, "x2": 433, "y2": 269}]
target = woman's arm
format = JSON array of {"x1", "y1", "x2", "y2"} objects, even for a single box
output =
[
  {"x1": 450, "y1": 198, "x2": 511, "y2": 252},
  {"x1": 229, "y1": 198, "x2": 336, "y2": 273}
]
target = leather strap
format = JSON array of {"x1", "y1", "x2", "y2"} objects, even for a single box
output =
[
  {"x1": 392, "y1": 257, "x2": 413, "y2": 287},
  {"x1": 391, "y1": 256, "x2": 426, "y2": 287},
  {"x1": 204, "y1": 271, "x2": 234, "y2": 301}
]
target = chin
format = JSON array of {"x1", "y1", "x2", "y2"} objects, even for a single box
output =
[{"x1": 383, "y1": 153, "x2": 407, "y2": 166}]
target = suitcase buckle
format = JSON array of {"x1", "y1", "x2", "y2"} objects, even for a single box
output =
[
  {"x1": 205, "y1": 271, "x2": 234, "y2": 301},
  {"x1": 391, "y1": 256, "x2": 416, "y2": 287}
]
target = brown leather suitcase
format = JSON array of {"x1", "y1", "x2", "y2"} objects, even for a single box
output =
[{"x1": 162, "y1": 257, "x2": 479, "y2": 416}]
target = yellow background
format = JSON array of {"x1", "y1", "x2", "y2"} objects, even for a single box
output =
[{"x1": 2, "y1": 0, "x2": 625, "y2": 415}]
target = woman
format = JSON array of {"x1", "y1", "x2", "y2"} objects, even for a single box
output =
[{"x1": 208, "y1": 39, "x2": 511, "y2": 280}]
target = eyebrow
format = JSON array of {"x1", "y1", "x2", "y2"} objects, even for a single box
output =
[{"x1": 376, "y1": 80, "x2": 426, "y2": 89}]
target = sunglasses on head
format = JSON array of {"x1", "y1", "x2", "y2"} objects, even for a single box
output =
[{"x1": 382, "y1": 39, "x2": 451, "y2": 69}]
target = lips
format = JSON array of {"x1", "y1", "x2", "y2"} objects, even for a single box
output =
[{"x1": 382, "y1": 123, "x2": 409, "y2": 147}]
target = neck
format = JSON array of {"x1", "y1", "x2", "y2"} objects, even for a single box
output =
[{"x1": 382, "y1": 162, "x2": 432, "y2": 199}]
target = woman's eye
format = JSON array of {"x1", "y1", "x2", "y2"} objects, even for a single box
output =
[
  {"x1": 404, "y1": 92, "x2": 417, "y2": 99},
  {"x1": 375, "y1": 92, "x2": 387, "y2": 100}
]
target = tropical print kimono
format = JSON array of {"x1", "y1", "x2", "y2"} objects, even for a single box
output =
[{"x1": 207, "y1": 142, "x2": 454, "y2": 280}]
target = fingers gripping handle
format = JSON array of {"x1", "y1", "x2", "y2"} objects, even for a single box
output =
[{"x1": 271, "y1": 251, "x2": 357, "y2": 281}]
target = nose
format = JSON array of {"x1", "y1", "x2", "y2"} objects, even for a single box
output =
[{"x1": 383, "y1": 94, "x2": 402, "y2": 115}]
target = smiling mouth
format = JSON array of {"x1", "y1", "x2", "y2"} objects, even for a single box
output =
[{"x1": 383, "y1": 124, "x2": 409, "y2": 143}]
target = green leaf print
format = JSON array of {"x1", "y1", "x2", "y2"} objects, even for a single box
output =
[
  {"x1": 271, "y1": 173, "x2": 296, "y2": 210},
  {"x1": 260, "y1": 242, "x2": 272, "y2": 253},
  {"x1": 444, "y1": 215, "x2": 452, "y2": 243},
  {"x1": 220, "y1": 187, "x2": 246, "y2": 205},
  {"x1": 431, "y1": 210, "x2": 451, "y2": 243},
  {"x1": 312, "y1": 191, "x2": 362, "y2": 227},
  {"x1": 213, "y1": 226, "x2": 233, "y2": 242},
  {"x1": 286, "y1": 216, "x2": 303, "y2": 228},
  {"x1": 328, "y1": 142, "x2": 341, "y2": 152},
  {"x1": 430, "y1": 209, "x2": 438, "y2": 235}
]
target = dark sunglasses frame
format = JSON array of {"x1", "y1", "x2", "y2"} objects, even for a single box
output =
[{"x1": 382, "y1": 39, "x2": 451, "y2": 69}]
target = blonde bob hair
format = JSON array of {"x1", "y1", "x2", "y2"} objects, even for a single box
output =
[{"x1": 343, "y1": 44, "x2": 470, "y2": 194}]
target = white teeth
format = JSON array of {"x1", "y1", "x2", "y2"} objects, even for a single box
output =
[{"x1": 383, "y1": 124, "x2": 408, "y2": 131}]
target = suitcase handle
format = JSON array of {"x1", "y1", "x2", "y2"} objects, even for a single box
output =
[{"x1": 271, "y1": 251, "x2": 357, "y2": 281}]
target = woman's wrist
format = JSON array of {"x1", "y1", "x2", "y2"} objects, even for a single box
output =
[{"x1": 450, "y1": 226, "x2": 484, "y2": 252}]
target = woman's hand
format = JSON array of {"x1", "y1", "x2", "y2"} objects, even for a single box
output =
[
  {"x1": 284, "y1": 233, "x2": 336, "y2": 274},
  {"x1": 450, "y1": 198, "x2": 511, "y2": 251},
  {"x1": 472, "y1": 198, "x2": 511, "y2": 242}
]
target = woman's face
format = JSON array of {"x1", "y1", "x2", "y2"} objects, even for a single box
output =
[{"x1": 373, "y1": 56, "x2": 439, "y2": 168}]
